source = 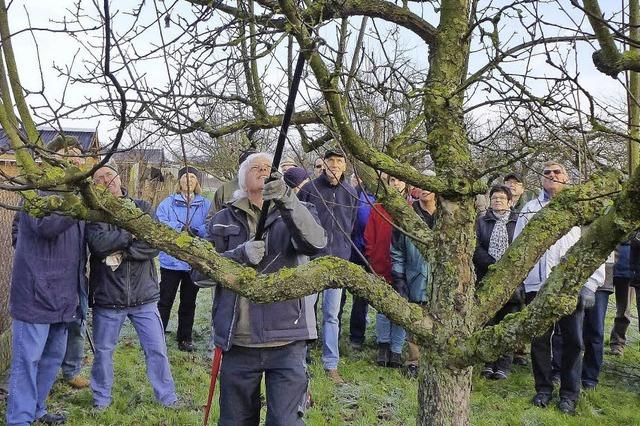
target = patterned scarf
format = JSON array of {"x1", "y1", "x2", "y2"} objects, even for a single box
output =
[{"x1": 488, "y1": 210, "x2": 510, "y2": 261}]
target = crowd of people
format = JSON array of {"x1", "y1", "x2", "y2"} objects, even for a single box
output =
[{"x1": 6, "y1": 137, "x2": 640, "y2": 424}]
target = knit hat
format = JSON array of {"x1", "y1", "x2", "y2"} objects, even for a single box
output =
[
  {"x1": 283, "y1": 167, "x2": 309, "y2": 188},
  {"x1": 178, "y1": 166, "x2": 199, "y2": 179},
  {"x1": 47, "y1": 135, "x2": 81, "y2": 153}
]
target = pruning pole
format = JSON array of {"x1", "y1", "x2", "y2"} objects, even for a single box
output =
[
  {"x1": 203, "y1": 52, "x2": 307, "y2": 425},
  {"x1": 254, "y1": 52, "x2": 307, "y2": 240}
]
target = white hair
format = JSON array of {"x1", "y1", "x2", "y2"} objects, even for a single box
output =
[{"x1": 232, "y1": 152, "x2": 274, "y2": 199}]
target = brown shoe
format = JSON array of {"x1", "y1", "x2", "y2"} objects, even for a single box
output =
[
  {"x1": 325, "y1": 369, "x2": 345, "y2": 385},
  {"x1": 66, "y1": 375, "x2": 90, "y2": 389},
  {"x1": 609, "y1": 345, "x2": 624, "y2": 356}
]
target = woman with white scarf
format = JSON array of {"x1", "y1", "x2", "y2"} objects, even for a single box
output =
[{"x1": 473, "y1": 184, "x2": 520, "y2": 380}]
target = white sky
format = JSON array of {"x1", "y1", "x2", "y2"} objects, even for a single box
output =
[{"x1": 5, "y1": 0, "x2": 629, "y2": 150}]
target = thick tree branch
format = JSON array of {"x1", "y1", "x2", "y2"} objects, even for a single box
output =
[{"x1": 473, "y1": 170, "x2": 622, "y2": 326}]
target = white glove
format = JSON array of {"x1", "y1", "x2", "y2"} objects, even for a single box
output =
[
  {"x1": 243, "y1": 240, "x2": 265, "y2": 265},
  {"x1": 104, "y1": 251, "x2": 123, "y2": 271},
  {"x1": 262, "y1": 172, "x2": 288, "y2": 202}
]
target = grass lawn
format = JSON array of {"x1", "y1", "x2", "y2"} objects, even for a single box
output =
[{"x1": 2, "y1": 290, "x2": 640, "y2": 425}]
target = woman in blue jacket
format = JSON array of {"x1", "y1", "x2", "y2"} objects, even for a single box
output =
[{"x1": 156, "y1": 166, "x2": 211, "y2": 351}]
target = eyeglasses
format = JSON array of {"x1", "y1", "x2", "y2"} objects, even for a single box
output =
[
  {"x1": 315, "y1": 165, "x2": 324, "y2": 169},
  {"x1": 543, "y1": 169, "x2": 563, "y2": 176},
  {"x1": 490, "y1": 195, "x2": 508, "y2": 201}
]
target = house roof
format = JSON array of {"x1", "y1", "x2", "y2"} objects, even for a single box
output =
[
  {"x1": 111, "y1": 148, "x2": 166, "y2": 165},
  {"x1": 0, "y1": 127, "x2": 98, "y2": 154}
]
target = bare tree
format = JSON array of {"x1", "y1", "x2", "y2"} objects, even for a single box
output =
[{"x1": 2, "y1": 0, "x2": 640, "y2": 424}]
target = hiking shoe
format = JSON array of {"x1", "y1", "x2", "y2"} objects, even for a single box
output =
[
  {"x1": 178, "y1": 340, "x2": 196, "y2": 352},
  {"x1": 557, "y1": 397, "x2": 576, "y2": 415},
  {"x1": 491, "y1": 369, "x2": 508, "y2": 380},
  {"x1": 325, "y1": 369, "x2": 345, "y2": 385},
  {"x1": 66, "y1": 375, "x2": 90, "y2": 389},
  {"x1": 512, "y1": 354, "x2": 528, "y2": 366},
  {"x1": 532, "y1": 392, "x2": 552, "y2": 408},
  {"x1": 388, "y1": 352, "x2": 403, "y2": 368},
  {"x1": 480, "y1": 365, "x2": 494, "y2": 379},
  {"x1": 376, "y1": 343, "x2": 390, "y2": 367},
  {"x1": 609, "y1": 345, "x2": 624, "y2": 356},
  {"x1": 404, "y1": 364, "x2": 419, "y2": 379},
  {"x1": 35, "y1": 412, "x2": 66, "y2": 425},
  {"x1": 91, "y1": 405, "x2": 109, "y2": 415},
  {"x1": 165, "y1": 396, "x2": 188, "y2": 410}
]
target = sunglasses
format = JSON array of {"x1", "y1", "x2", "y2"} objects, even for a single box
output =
[
  {"x1": 315, "y1": 165, "x2": 324, "y2": 168},
  {"x1": 543, "y1": 169, "x2": 563, "y2": 176}
]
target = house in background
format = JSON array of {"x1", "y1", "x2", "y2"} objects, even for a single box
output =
[{"x1": 0, "y1": 127, "x2": 100, "y2": 177}]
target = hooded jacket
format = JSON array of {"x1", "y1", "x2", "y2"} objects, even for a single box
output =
[
  {"x1": 87, "y1": 197, "x2": 160, "y2": 308},
  {"x1": 156, "y1": 193, "x2": 211, "y2": 271},
  {"x1": 364, "y1": 204, "x2": 394, "y2": 284},
  {"x1": 10, "y1": 211, "x2": 86, "y2": 324},
  {"x1": 207, "y1": 189, "x2": 327, "y2": 351}
]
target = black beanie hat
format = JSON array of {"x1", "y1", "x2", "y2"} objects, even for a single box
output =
[{"x1": 178, "y1": 166, "x2": 199, "y2": 179}]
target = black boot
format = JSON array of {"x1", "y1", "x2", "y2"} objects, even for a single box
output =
[{"x1": 376, "y1": 343, "x2": 390, "y2": 367}]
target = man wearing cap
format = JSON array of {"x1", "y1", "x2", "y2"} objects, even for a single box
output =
[
  {"x1": 280, "y1": 156, "x2": 298, "y2": 173},
  {"x1": 7, "y1": 135, "x2": 88, "y2": 425},
  {"x1": 504, "y1": 172, "x2": 533, "y2": 213},
  {"x1": 87, "y1": 161, "x2": 179, "y2": 410},
  {"x1": 298, "y1": 148, "x2": 358, "y2": 384}
]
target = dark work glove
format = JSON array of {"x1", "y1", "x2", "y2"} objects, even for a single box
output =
[
  {"x1": 578, "y1": 287, "x2": 596, "y2": 310},
  {"x1": 509, "y1": 284, "x2": 525, "y2": 305},
  {"x1": 187, "y1": 226, "x2": 199, "y2": 237}
]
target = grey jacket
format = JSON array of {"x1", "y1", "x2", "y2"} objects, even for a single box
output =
[{"x1": 207, "y1": 188, "x2": 327, "y2": 351}]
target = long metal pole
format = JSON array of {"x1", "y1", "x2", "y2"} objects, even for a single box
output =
[{"x1": 254, "y1": 52, "x2": 306, "y2": 240}]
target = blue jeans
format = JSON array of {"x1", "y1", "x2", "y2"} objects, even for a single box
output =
[
  {"x1": 375, "y1": 313, "x2": 406, "y2": 354},
  {"x1": 61, "y1": 319, "x2": 85, "y2": 379},
  {"x1": 582, "y1": 291, "x2": 610, "y2": 387},
  {"x1": 321, "y1": 288, "x2": 343, "y2": 370},
  {"x1": 91, "y1": 303, "x2": 177, "y2": 408},
  {"x1": 62, "y1": 291, "x2": 88, "y2": 379},
  {"x1": 6, "y1": 320, "x2": 68, "y2": 426},
  {"x1": 219, "y1": 342, "x2": 308, "y2": 426}
]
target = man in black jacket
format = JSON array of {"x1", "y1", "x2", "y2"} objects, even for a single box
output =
[{"x1": 87, "y1": 162, "x2": 178, "y2": 411}]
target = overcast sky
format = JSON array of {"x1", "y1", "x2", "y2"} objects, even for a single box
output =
[{"x1": 6, "y1": 0, "x2": 629, "y2": 150}]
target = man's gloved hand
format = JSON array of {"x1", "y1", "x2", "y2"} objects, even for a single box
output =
[
  {"x1": 243, "y1": 240, "x2": 266, "y2": 265},
  {"x1": 578, "y1": 287, "x2": 596, "y2": 310},
  {"x1": 262, "y1": 172, "x2": 289, "y2": 202}
]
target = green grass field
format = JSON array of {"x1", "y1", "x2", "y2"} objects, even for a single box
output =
[{"x1": 2, "y1": 290, "x2": 640, "y2": 425}]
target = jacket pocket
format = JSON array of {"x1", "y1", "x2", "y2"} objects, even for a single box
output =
[
  {"x1": 262, "y1": 300, "x2": 303, "y2": 332},
  {"x1": 34, "y1": 269, "x2": 70, "y2": 312}
]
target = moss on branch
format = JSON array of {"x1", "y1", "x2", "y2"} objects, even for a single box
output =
[{"x1": 474, "y1": 170, "x2": 622, "y2": 326}]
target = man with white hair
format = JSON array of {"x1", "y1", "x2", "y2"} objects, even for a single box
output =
[
  {"x1": 207, "y1": 152, "x2": 327, "y2": 424},
  {"x1": 514, "y1": 161, "x2": 604, "y2": 415}
]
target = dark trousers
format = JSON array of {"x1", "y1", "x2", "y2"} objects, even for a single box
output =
[
  {"x1": 338, "y1": 291, "x2": 369, "y2": 344},
  {"x1": 582, "y1": 291, "x2": 610, "y2": 387},
  {"x1": 610, "y1": 277, "x2": 639, "y2": 348},
  {"x1": 219, "y1": 342, "x2": 307, "y2": 426},
  {"x1": 526, "y1": 292, "x2": 585, "y2": 401},
  {"x1": 157, "y1": 268, "x2": 200, "y2": 342},
  {"x1": 486, "y1": 302, "x2": 521, "y2": 373}
]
